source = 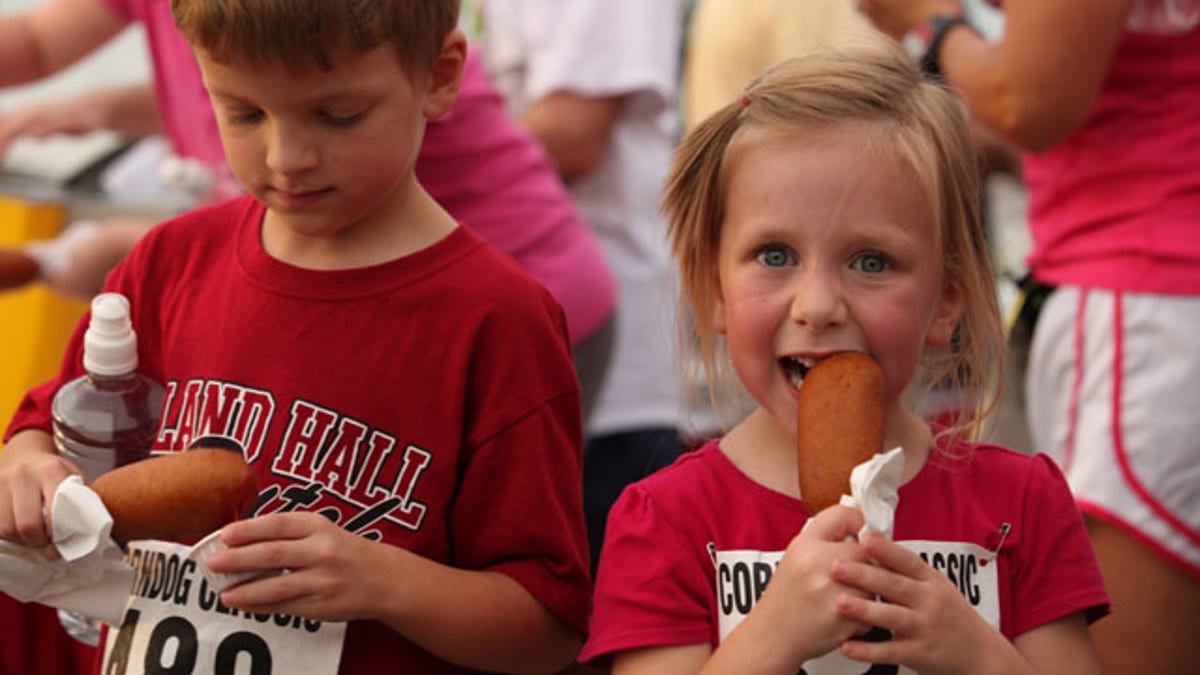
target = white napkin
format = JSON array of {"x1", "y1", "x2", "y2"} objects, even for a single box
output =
[
  {"x1": 0, "y1": 476, "x2": 134, "y2": 625},
  {"x1": 839, "y1": 446, "x2": 905, "y2": 540}
]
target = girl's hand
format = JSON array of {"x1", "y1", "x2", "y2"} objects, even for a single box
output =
[
  {"x1": 833, "y1": 530, "x2": 1020, "y2": 673},
  {"x1": 0, "y1": 430, "x2": 78, "y2": 549},
  {"x1": 204, "y1": 511, "x2": 392, "y2": 623},
  {"x1": 717, "y1": 505, "x2": 874, "y2": 670}
]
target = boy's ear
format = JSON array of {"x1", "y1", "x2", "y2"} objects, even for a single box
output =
[
  {"x1": 925, "y1": 278, "x2": 964, "y2": 347},
  {"x1": 424, "y1": 29, "x2": 467, "y2": 119}
]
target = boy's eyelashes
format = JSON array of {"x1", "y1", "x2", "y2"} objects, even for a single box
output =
[
  {"x1": 227, "y1": 110, "x2": 264, "y2": 125},
  {"x1": 319, "y1": 110, "x2": 367, "y2": 127},
  {"x1": 222, "y1": 108, "x2": 368, "y2": 127}
]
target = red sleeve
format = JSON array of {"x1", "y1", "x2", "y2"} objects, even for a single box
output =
[
  {"x1": 581, "y1": 483, "x2": 713, "y2": 667},
  {"x1": 1012, "y1": 455, "x2": 1111, "y2": 635},
  {"x1": 448, "y1": 287, "x2": 592, "y2": 633},
  {"x1": 453, "y1": 393, "x2": 591, "y2": 632}
]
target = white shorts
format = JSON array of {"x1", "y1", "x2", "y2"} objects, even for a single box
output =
[{"x1": 1027, "y1": 287, "x2": 1200, "y2": 577}]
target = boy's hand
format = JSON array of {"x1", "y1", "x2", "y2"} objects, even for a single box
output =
[
  {"x1": 204, "y1": 511, "x2": 385, "y2": 623},
  {"x1": 833, "y1": 530, "x2": 1011, "y2": 673},
  {"x1": 205, "y1": 509, "x2": 582, "y2": 672},
  {"x1": 0, "y1": 430, "x2": 79, "y2": 548}
]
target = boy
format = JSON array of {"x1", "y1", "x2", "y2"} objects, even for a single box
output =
[{"x1": 0, "y1": 1, "x2": 590, "y2": 672}]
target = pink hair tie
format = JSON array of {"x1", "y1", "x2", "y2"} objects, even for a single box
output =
[{"x1": 737, "y1": 95, "x2": 749, "y2": 108}]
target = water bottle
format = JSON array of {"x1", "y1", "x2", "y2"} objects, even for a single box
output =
[
  {"x1": 50, "y1": 292, "x2": 165, "y2": 644},
  {"x1": 52, "y1": 293, "x2": 164, "y2": 482}
]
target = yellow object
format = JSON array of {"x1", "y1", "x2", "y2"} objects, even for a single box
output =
[{"x1": 0, "y1": 195, "x2": 90, "y2": 445}]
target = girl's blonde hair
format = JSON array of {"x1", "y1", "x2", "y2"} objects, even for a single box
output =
[
  {"x1": 664, "y1": 41, "x2": 1004, "y2": 446},
  {"x1": 172, "y1": 0, "x2": 459, "y2": 76}
]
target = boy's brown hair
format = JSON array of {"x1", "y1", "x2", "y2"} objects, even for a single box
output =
[{"x1": 171, "y1": 0, "x2": 459, "y2": 75}]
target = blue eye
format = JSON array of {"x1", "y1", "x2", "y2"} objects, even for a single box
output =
[
  {"x1": 755, "y1": 245, "x2": 795, "y2": 268},
  {"x1": 852, "y1": 252, "x2": 891, "y2": 274}
]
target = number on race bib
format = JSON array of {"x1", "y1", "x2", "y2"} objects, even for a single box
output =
[
  {"x1": 213, "y1": 632, "x2": 272, "y2": 674},
  {"x1": 105, "y1": 610, "x2": 275, "y2": 674},
  {"x1": 144, "y1": 616, "x2": 197, "y2": 673}
]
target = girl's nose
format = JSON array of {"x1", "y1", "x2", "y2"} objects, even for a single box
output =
[
  {"x1": 265, "y1": 124, "x2": 319, "y2": 176},
  {"x1": 789, "y1": 266, "x2": 847, "y2": 330}
]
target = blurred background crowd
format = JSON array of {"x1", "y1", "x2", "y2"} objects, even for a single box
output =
[{"x1": 1, "y1": 0, "x2": 1196, "y2": 673}]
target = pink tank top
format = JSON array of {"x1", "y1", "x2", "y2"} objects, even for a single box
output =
[{"x1": 1023, "y1": 26, "x2": 1200, "y2": 294}]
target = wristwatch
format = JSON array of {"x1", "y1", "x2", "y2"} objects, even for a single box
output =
[{"x1": 902, "y1": 13, "x2": 971, "y2": 81}]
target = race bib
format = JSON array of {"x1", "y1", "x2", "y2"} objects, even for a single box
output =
[
  {"x1": 901, "y1": 540, "x2": 999, "y2": 629},
  {"x1": 100, "y1": 540, "x2": 346, "y2": 675},
  {"x1": 713, "y1": 540, "x2": 999, "y2": 675}
]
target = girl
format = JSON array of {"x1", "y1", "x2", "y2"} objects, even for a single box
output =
[{"x1": 580, "y1": 43, "x2": 1109, "y2": 674}]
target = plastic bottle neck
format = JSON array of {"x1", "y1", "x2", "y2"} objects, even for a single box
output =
[{"x1": 86, "y1": 369, "x2": 139, "y2": 390}]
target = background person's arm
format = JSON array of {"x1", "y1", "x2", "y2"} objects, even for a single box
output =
[
  {"x1": 0, "y1": 83, "x2": 160, "y2": 156},
  {"x1": 860, "y1": 0, "x2": 1133, "y2": 151},
  {"x1": 519, "y1": 90, "x2": 623, "y2": 180},
  {"x1": 0, "y1": 0, "x2": 129, "y2": 86}
]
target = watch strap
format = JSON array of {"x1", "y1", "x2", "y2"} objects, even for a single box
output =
[{"x1": 903, "y1": 14, "x2": 970, "y2": 81}]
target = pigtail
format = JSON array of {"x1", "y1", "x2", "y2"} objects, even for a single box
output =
[{"x1": 663, "y1": 99, "x2": 746, "y2": 409}]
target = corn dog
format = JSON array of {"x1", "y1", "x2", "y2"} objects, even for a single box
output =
[
  {"x1": 0, "y1": 249, "x2": 39, "y2": 290},
  {"x1": 92, "y1": 444, "x2": 259, "y2": 544},
  {"x1": 796, "y1": 351, "x2": 884, "y2": 514}
]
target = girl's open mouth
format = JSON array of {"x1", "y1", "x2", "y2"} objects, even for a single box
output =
[{"x1": 781, "y1": 356, "x2": 817, "y2": 389}]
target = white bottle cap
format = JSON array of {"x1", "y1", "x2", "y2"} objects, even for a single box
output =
[{"x1": 83, "y1": 293, "x2": 138, "y2": 376}]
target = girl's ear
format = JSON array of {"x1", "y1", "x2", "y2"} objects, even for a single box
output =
[
  {"x1": 424, "y1": 29, "x2": 467, "y2": 119},
  {"x1": 925, "y1": 279, "x2": 964, "y2": 347},
  {"x1": 712, "y1": 270, "x2": 728, "y2": 335}
]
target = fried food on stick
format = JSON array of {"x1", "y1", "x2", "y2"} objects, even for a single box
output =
[
  {"x1": 92, "y1": 445, "x2": 258, "y2": 544},
  {"x1": 796, "y1": 352, "x2": 884, "y2": 514}
]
